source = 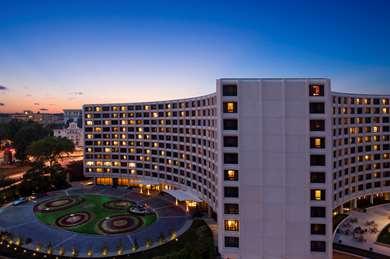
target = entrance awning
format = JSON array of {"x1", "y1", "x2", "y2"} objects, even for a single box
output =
[
  {"x1": 135, "y1": 179, "x2": 161, "y2": 186},
  {"x1": 163, "y1": 189, "x2": 202, "y2": 202}
]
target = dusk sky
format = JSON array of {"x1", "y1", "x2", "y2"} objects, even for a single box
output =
[{"x1": 0, "y1": 0, "x2": 389, "y2": 113}]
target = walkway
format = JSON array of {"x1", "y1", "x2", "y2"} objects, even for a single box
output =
[
  {"x1": 334, "y1": 203, "x2": 390, "y2": 257},
  {"x1": 0, "y1": 186, "x2": 192, "y2": 257}
]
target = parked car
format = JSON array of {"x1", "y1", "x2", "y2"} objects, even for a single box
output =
[{"x1": 12, "y1": 197, "x2": 27, "y2": 206}]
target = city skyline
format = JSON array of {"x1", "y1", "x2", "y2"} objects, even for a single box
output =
[{"x1": 1, "y1": 0, "x2": 389, "y2": 113}]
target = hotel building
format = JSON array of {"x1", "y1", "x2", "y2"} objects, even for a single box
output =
[{"x1": 83, "y1": 78, "x2": 390, "y2": 259}]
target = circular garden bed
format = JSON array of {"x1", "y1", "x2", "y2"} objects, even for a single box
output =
[
  {"x1": 34, "y1": 196, "x2": 84, "y2": 213},
  {"x1": 99, "y1": 214, "x2": 143, "y2": 234},
  {"x1": 34, "y1": 194, "x2": 157, "y2": 235}
]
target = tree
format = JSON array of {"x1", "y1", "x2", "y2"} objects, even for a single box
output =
[
  {"x1": 10, "y1": 121, "x2": 51, "y2": 161},
  {"x1": 27, "y1": 136, "x2": 75, "y2": 166},
  {"x1": 18, "y1": 162, "x2": 70, "y2": 196},
  {"x1": 19, "y1": 164, "x2": 50, "y2": 196}
]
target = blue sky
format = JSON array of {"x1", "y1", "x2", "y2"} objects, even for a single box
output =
[{"x1": 0, "y1": 0, "x2": 389, "y2": 112}]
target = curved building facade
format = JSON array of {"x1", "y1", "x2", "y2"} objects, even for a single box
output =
[
  {"x1": 332, "y1": 93, "x2": 390, "y2": 210},
  {"x1": 83, "y1": 93, "x2": 219, "y2": 209},
  {"x1": 83, "y1": 78, "x2": 390, "y2": 259}
]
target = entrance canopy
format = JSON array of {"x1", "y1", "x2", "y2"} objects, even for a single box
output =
[
  {"x1": 163, "y1": 189, "x2": 202, "y2": 202},
  {"x1": 136, "y1": 179, "x2": 161, "y2": 186}
]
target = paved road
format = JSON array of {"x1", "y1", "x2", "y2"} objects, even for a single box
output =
[{"x1": 0, "y1": 186, "x2": 191, "y2": 257}]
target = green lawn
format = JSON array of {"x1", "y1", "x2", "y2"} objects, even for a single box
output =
[
  {"x1": 125, "y1": 219, "x2": 215, "y2": 259},
  {"x1": 35, "y1": 194, "x2": 156, "y2": 235},
  {"x1": 377, "y1": 224, "x2": 390, "y2": 245}
]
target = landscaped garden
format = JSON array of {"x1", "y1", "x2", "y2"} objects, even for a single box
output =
[
  {"x1": 377, "y1": 223, "x2": 390, "y2": 245},
  {"x1": 34, "y1": 194, "x2": 157, "y2": 235}
]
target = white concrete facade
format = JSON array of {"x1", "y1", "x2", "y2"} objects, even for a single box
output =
[
  {"x1": 54, "y1": 122, "x2": 83, "y2": 147},
  {"x1": 217, "y1": 79, "x2": 332, "y2": 259},
  {"x1": 82, "y1": 78, "x2": 390, "y2": 259}
]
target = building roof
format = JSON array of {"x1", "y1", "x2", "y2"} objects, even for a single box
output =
[{"x1": 163, "y1": 189, "x2": 202, "y2": 202}]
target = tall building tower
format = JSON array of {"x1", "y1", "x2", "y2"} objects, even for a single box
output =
[{"x1": 216, "y1": 79, "x2": 332, "y2": 259}]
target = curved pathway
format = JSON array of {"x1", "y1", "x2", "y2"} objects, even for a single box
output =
[
  {"x1": 334, "y1": 203, "x2": 390, "y2": 257},
  {"x1": 0, "y1": 186, "x2": 192, "y2": 257}
]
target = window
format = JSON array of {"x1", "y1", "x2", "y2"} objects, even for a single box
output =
[
  {"x1": 224, "y1": 136, "x2": 238, "y2": 147},
  {"x1": 309, "y1": 84, "x2": 324, "y2": 96},
  {"x1": 224, "y1": 169, "x2": 239, "y2": 181},
  {"x1": 223, "y1": 102, "x2": 237, "y2": 113},
  {"x1": 224, "y1": 187, "x2": 239, "y2": 198},
  {"x1": 310, "y1": 120, "x2": 325, "y2": 131},
  {"x1": 311, "y1": 189, "x2": 325, "y2": 201},
  {"x1": 225, "y1": 236, "x2": 239, "y2": 248},
  {"x1": 310, "y1": 155, "x2": 326, "y2": 166},
  {"x1": 310, "y1": 102, "x2": 325, "y2": 113},
  {"x1": 310, "y1": 172, "x2": 325, "y2": 183},
  {"x1": 311, "y1": 241, "x2": 326, "y2": 252},
  {"x1": 223, "y1": 84, "x2": 237, "y2": 96},
  {"x1": 224, "y1": 153, "x2": 238, "y2": 164},
  {"x1": 224, "y1": 203, "x2": 239, "y2": 214},
  {"x1": 224, "y1": 119, "x2": 238, "y2": 130},
  {"x1": 311, "y1": 224, "x2": 326, "y2": 235},
  {"x1": 310, "y1": 137, "x2": 325, "y2": 149},
  {"x1": 310, "y1": 206, "x2": 326, "y2": 217},
  {"x1": 224, "y1": 220, "x2": 239, "y2": 231}
]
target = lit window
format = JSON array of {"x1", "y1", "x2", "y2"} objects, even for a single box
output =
[
  {"x1": 225, "y1": 102, "x2": 236, "y2": 113},
  {"x1": 315, "y1": 190, "x2": 322, "y2": 200},
  {"x1": 224, "y1": 170, "x2": 238, "y2": 181},
  {"x1": 310, "y1": 137, "x2": 325, "y2": 149},
  {"x1": 311, "y1": 189, "x2": 325, "y2": 201},
  {"x1": 309, "y1": 84, "x2": 324, "y2": 96},
  {"x1": 86, "y1": 120, "x2": 93, "y2": 125},
  {"x1": 224, "y1": 220, "x2": 239, "y2": 231}
]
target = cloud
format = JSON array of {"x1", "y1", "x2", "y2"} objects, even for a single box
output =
[
  {"x1": 70, "y1": 91, "x2": 83, "y2": 96},
  {"x1": 34, "y1": 102, "x2": 40, "y2": 106},
  {"x1": 39, "y1": 108, "x2": 48, "y2": 111},
  {"x1": 0, "y1": 103, "x2": 4, "y2": 106},
  {"x1": 0, "y1": 85, "x2": 8, "y2": 90},
  {"x1": 26, "y1": 94, "x2": 32, "y2": 97}
]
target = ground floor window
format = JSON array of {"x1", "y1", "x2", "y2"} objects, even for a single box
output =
[{"x1": 96, "y1": 177, "x2": 113, "y2": 185}]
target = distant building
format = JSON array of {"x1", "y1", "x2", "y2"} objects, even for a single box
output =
[
  {"x1": 9, "y1": 110, "x2": 63, "y2": 125},
  {"x1": 3, "y1": 147, "x2": 13, "y2": 164},
  {"x1": 9, "y1": 110, "x2": 34, "y2": 121},
  {"x1": 53, "y1": 122, "x2": 83, "y2": 147},
  {"x1": 63, "y1": 109, "x2": 82, "y2": 126}
]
